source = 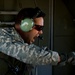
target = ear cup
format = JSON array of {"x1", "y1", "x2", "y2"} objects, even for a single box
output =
[{"x1": 20, "y1": 18, "x2": 34, "y2": 32}]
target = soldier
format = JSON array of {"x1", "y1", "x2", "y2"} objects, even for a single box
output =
[{"x1": 0, "y1": 7, "x2": 74, "y2": 75}]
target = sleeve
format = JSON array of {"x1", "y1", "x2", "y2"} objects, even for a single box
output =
[
  {"x1": 0, "y1": 40, "x2": 60, "y2": 65},
  {"x1": 0, "y1": 28, "x2": 60, "y2": 65}
]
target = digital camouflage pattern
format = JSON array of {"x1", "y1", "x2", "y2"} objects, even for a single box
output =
[{"x1": 0, "y1": 27, "x2": 59, "y2": 65}]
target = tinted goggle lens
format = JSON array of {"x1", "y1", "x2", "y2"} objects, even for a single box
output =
[{"x1": 34, "y1": 25, "x2": 44, "y2": 31}]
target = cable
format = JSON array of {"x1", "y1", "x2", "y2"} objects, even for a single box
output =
[
  {"x1": 17, "y1": 0, "x2": 22, "y2": 9},
  {"x1": 34, "y1": 0, "x2": 37, "y2": 7}
]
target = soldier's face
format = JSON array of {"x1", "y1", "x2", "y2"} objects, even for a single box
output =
[{"x1": 15, "y1": 17, "x2": 44, "y2": 44}]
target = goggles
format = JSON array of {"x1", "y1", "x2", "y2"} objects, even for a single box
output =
[{"x1": 34, "y1": 25, "x2": 44, "y2": 31}]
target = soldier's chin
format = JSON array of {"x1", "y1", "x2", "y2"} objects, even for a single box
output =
[
  {"x1": 30, "y1": 39, "x2": 35, "y2": 44},
  {"x1": 25, "y1": 40, "x2": 31, "y2": 44}
]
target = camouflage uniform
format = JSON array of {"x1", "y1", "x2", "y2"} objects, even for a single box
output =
[{"x1": 0, "y1": 27, "x2": 59, "y2": 66}]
